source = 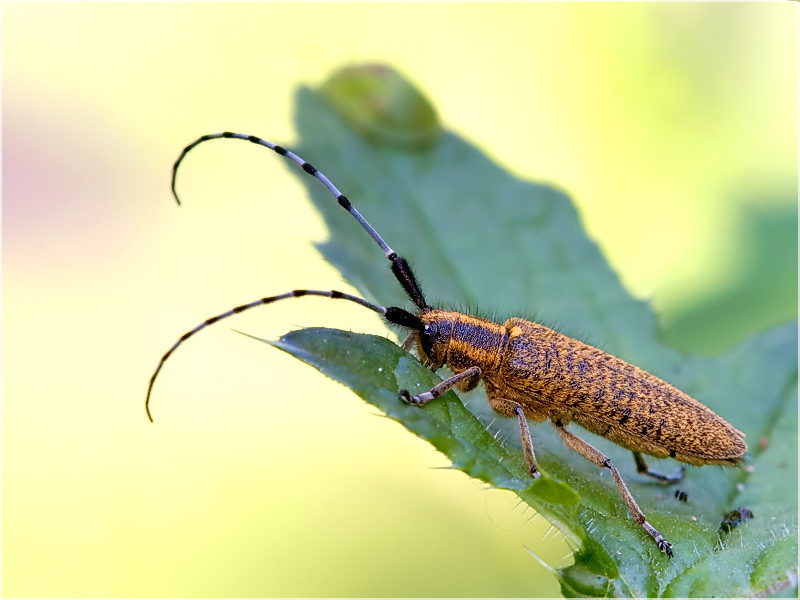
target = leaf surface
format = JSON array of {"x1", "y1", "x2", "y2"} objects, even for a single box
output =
[{"x1": 264, "y1": 68, "x2": 798, "y2": 597}]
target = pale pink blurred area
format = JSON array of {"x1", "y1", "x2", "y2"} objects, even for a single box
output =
[
  {"x1": 4, "y1": 105, "x2": 144, "y2": 267},
  {"x1": 3, "y1": 3, "x2": 795, "y2": 597}
]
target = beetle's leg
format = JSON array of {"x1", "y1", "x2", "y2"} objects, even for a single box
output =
[
  {"x1": 633, "y1": 451, "x2": 685, "y2": 483},
  {"x1": 399, "y1": 366, "x2": 481, "y2": 406},
  {"x1": 400, "y1": 332, "x2": 416, "y2": 352},
  {"x1": 513, "y1": 405, "x2": 540, "y2": 479},
  {"x1": 482, "y1": 393, "x2": 540, "y2": 480},
  {"x1": 554, "y1": 421, "x2": 673, "y2": 557}
]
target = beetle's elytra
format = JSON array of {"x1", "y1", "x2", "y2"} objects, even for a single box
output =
[{"x1": 146, "y1": 131, "x2": 747, "y2": 558}]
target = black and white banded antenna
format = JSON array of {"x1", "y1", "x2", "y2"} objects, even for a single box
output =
[{"x1": 146, "y1": 133, "x2": 429, "y2": 422}]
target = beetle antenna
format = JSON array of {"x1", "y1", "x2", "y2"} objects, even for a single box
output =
[
  {"x1": 172, "y1": 132, "x2": 428, "y2": 309},
  {"x1": 145, "y1": 289, "x2": 422, "y2": 422}
]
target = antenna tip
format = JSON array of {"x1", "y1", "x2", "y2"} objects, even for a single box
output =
[
  {"x1": 145, "y1": 380, "x2": 156, "y2": 422},
  {"x1": 145, "y1": 400, "x2": 155, "y2": 423}
]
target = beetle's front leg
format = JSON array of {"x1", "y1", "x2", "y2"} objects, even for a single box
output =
[
  {"x1": 400, "y1": 332, "x2": 416, "y2": 352},
  {"x1": 399, "y1": 366, "x2": 481, "y2": 406}
]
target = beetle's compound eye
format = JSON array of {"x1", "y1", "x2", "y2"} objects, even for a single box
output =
[
  {"x1": 420, "y1": 322, "x2": 437, "y2": 359},
  {"x1": 423, "y1": 322, "x2": 438, "y2": 338}
]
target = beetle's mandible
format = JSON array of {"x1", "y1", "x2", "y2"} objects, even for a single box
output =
[{"x1": 146, "y1": 131, "x2": 748, "y2": 558}]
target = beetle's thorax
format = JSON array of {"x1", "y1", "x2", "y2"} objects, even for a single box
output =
[{"x1": 417, "y1": 309, "x2": 506, "y2": 374}]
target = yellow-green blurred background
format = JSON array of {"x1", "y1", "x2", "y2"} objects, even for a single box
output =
[{"x1": 4, "y1": 4, "x2": 796, "y2": 597}]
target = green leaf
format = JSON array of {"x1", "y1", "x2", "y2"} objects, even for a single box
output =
[
  {"x1": 319, "y1": 64, "x2": 440, "y2": 151},
  {"x1": 267, "y1": 66, "x2": 798, "y2": 597}
]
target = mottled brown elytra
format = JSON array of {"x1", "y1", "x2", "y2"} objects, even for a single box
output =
[{"x1": 146, "y1": 132, "x2": 748, "y2": 557}]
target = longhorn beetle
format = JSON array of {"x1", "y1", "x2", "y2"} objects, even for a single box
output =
[{"x1": 146, "y1": 131, "x2": 748, "y2": 558}]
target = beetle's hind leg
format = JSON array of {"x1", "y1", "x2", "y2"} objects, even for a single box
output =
[
  {"x1": 633, "y1": 451, "x2": 685, "y2": 483},
  {"x1": 554, "y1": 421, "x2": 673, "y2": 557}
]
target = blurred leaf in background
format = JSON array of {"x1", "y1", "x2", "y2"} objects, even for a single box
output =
[{"x1": 659, "y1": 200, "x2": 798, "y2": 354}]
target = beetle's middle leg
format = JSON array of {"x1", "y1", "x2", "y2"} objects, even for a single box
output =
[
  {"x1": 484, "y1": 393, "x2": 540, "y2": 480},
  {"x1": 633, "y1": 451, "x2": 684, "y2": 483},
  {"x1": 554, "y1": 421, "x2": 673, "y2": 557}
]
